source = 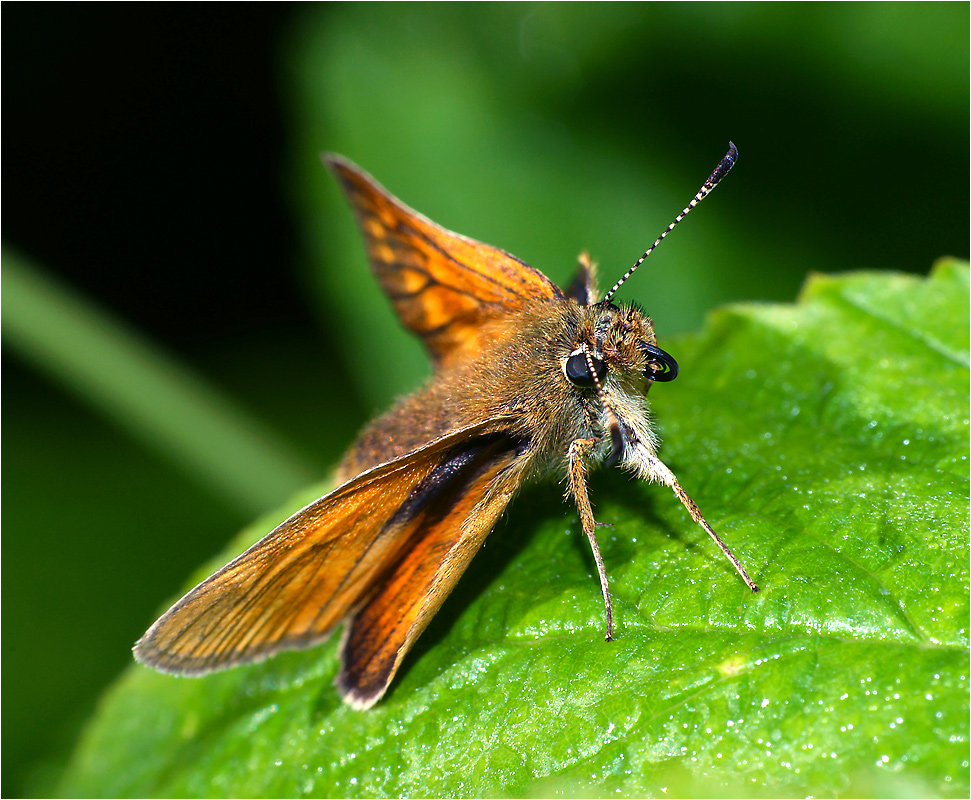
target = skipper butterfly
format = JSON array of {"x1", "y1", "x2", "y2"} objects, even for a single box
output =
[{"x1": 135, "y1": 144, "x2": 757, "y2": 709}]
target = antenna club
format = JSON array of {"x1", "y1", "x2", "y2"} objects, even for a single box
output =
[{"x1": 707, "y1": 141, "x2": 738, "y2": 188}]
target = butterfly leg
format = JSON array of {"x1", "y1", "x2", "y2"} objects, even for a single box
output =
[
  {"x1": 666, "y1": 470, "x2": 760, "y2": 593},
  {"x1": 567, "y1": 438, "x2": 615, "y2": 641},
  {"x1": 635, "y1": 450, "x2": 760, "y2": 593}
]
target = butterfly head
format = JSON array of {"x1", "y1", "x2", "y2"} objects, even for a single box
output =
[
  {"x1": 561, "y1": 301, "x2": 679, "y2": 394},
  {"x1": 552, "y1": 299, "x2": 678, "y2": 466},
  {"x1": 556, "y1": 143, "x2": 736, "y2": 466}
]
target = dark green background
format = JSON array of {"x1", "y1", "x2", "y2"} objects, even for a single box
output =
[{"x1": 3, "y1": 4, "x2": 968, "y2": 796}]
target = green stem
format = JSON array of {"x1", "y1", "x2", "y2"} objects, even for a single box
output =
[{"x1": 2, "y1": 246, "x2": 319, "y2": 515}]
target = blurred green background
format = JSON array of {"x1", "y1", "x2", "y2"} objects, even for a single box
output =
[{"x1": 3, "y1": 4, "x2": 967, "y2": 796}]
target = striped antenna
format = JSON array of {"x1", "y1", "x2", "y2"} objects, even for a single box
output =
[{"x1": 602, "y1": 142, "x2": 737, "y2": 304}]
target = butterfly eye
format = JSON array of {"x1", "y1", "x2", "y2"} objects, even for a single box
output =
[
  {"x1": 565, "y1": 352, "x2": 606, "y2": 387},
  {"x1": 642, "y1": 344, "x2": 678, "y2": 382}
]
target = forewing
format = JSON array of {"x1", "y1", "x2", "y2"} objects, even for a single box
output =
[
  {"x1": 133, "y1": 421, "x2": 519, "y2": 676},
  {"x1": 326, "y1": 154, "x2": 564, "y2": 369}
]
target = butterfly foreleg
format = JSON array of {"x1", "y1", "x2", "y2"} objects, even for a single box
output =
[{"x1": 567, "y1": 437, "x2": 615, "y2": 641}]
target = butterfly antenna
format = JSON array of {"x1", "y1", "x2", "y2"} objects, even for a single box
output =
[
  {"x1": 602, "y1": 142, "x2": 738, "y2": 304},
  {"x1": 582, "y1": 345, "x2": 625, "y2": 467}
]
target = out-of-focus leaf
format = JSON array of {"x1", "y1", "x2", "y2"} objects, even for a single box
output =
[{"x1": 1, "y1": 248, "x2": 318, "y2": 515}]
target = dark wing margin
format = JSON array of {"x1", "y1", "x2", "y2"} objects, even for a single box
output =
[{"x1": 336, "y1": 433, "x2": 529, "y2": 708}]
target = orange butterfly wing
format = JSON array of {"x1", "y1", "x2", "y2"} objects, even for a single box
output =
[
  {"x1": 337, "y1": 434, "x2": 528, "y2": 708},
  {"x1": 325, "y1": 154, "x2": 564, "y2": 369},
  {"x1": 133, "y1": 423, "x2": 524, "y2": 688}
]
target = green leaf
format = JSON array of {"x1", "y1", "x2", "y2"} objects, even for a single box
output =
[{"x1": 61, "y1": 261, "x2": 969, "y2": 798}]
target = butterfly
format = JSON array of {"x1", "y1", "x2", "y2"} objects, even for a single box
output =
[{"x1": 134, "y1": 143, "x2": 758, "y2": 709}]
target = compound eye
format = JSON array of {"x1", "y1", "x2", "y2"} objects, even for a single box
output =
[
  {"x1": 642, "y1": 343, "x2": 678, "y2": 382},
  {"x1": 565, "y1": 351, "x2": 606, "y2": 387}
]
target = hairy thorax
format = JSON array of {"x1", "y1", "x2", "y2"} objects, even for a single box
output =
[{"x1": 338, "y1": 298, "x2": 660, "y2": 481}]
